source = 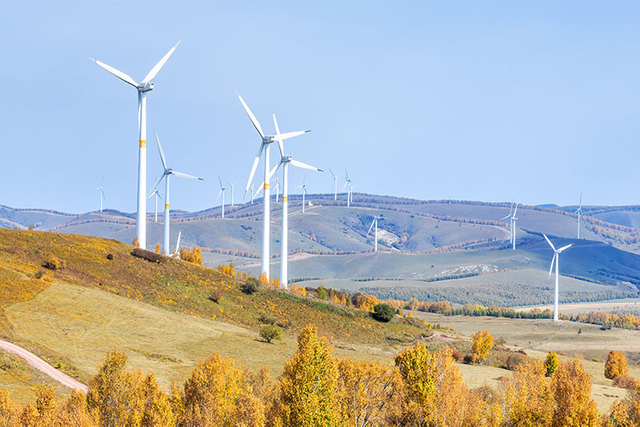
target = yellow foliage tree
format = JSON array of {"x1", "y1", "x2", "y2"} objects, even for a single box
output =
[
  {"x1": 393, "y1": 344, "x2": 471, "y2": 426},
  {"x1": 0, "y1": 389, "x2": 20, "y2": 426},
  {"x1": 605, "y1": 350, "x2": 628, "y2": 380},
  {"x1": 180, "y1": 247, "x2": 202, "y2": 265},
  {"x1": 336, "y1": 359, "x2": 402, "y2": 427},
  {"x1": 55, "y1": 389, "x2": 97, "y2": 426},
  {"x1": 552, "y1": 360, "x2": 599, "y2": 427},
  {"x1": 277, "y1": 325, "x2": 339, "y2": 426},
  {"x1": 472, "y1": 330, "x2": 494, "y2": 363},
  {"x1": 500, "y1": 361, "x2": 553, "y2": 425}
]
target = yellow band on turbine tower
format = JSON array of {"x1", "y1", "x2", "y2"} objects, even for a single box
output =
[
  {"x1": 282, "y1": 196, "x2": 288, "y2": 202},
  {"x1": 264, "y1": 183, "x2": 270, "y2": 190},
  {"x1": 139, "y1": 140, "x2": 146, "y2": 148},
  {"x1": 165, "y1": 204, "x2": 169, "y2": 209}
]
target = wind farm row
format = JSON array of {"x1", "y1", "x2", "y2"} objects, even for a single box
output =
[{"x1": 88, "y1": 42, "x2": 624, "y2": 323}]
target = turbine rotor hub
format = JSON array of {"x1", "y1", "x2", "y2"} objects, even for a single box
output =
[{"x1": 138, "y1": 82, "x2": 154, "y2": 92}]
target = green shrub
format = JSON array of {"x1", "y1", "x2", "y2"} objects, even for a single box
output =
[
  {"x1": 316, "y1": 286, "x2": 328, "y2": 300},
  {"x1": 259, "y1": 325, "x2": 283, "y2": 343},
  {"x1": 258, "y1": 313, "x2": 277, "y2": 325},
  {"x1": 240, "y1": 277, "x2": 260, "y2": 295},
  {"x1": 372, "y1": 303, "x2": 394, "y2": 322}
]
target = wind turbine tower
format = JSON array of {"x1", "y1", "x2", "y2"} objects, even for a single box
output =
[
  {"x1": 238, "y1": 94, "x2": 310, "y2": 279},
  {"x1": 267, "y1": 117, "x2": 320, "y2": 288},
  {"x1": 575, "y1": 193, "x2": 583, "y2": 239},
  {"x1": 217, "y1": 175, "x2": 227, "y2": 219},
  {"x1": 297, "y1": 175, "x2": 308, "y2": 213},
  {"x1": 147, "y1": 190, "x2": 162, "y2": 222},
  {"x1": 95, "y1": 184, "x2": 106, "y2": 212},
  {"x1": 501, "y1": 203, "x2": 518, "y2": 249},
  {"x1": 367, "y1": 216, "x2": 383, "y2": 252},
  {"x1": 543, "y1": 234, "x2": 573, "y2": 322},
  {"x1": 148, "y1": 133, "x2": 203, "y2": 256},
  {"x1": 344, "y1": 169, "x2": 353, "y2": 207},
  {"x1": 329, "y1": 169, "x2": 339, "y2": 201},
  {"x1": 91, "y1": 41, "x2": 180, "y2": 249}
]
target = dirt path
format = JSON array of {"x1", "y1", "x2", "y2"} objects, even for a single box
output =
[{"x1": 0, "y1": 339, "x2": 88, "y2": 392}]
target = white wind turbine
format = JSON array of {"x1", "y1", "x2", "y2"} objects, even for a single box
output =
[
  {"x1": 147, "y1": 190, "x2": 162, "y2": 222},
  {"x1": 95, "y1": 183, "x2": 106, "y2": 212},
  {"x1": 296, "y1": 175, "x2": 309, "y2": 213},
  {"x1": 575, "y1": 192, "x2": 583, "y2": 239},
  {"x1": 267, "y1": 119, "x2": 320, "y2": 288},
  {"x1": 238, "y1": 94, "x2": 310, "y2": 279},
  {"x1": 543, "y1": 234, "x2": 573, "y2": 322},
  {"x1": 367, "y1": 216, "x2": 384, "y2": 252},
  {"x1": 344, "y1": 169, "x2": 353, "y2": 207},
  {"x1": 228, "y1": 181, "x2": 236, "y2": 206},
  {"x1": 274, "y1": 177, "x2": 281, "y2": 204},
  {"x1": 217, "y1": 175, "x2": 227, "y2": 219},
  {"x1": 329, "y1": 169, "x2": 340, "y2": 201},
  {"x1": 501, "y1": 203, "x2": 518, "y2": 250},
  {"x1": 91, "y1": 41, "x2": 180, "y2": 249},
  {"x1": 148, "y1": 133, "x2": 203, "y2": 256}
]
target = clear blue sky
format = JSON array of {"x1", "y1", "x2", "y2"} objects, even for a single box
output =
[{"x1": 1, "y1": 0, "x2": 639, "y2": 213}]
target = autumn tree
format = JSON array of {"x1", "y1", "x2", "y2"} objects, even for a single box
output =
[
  {"x1": 276, "y1": 325, "x2": 339, "y2": 426},
  {"x1": 472, "y1": 330, "x2": 494, "y2": 363},
  {"x1": 545, "y1": 352, "x2": 559, "y2": 377},
  {"x1": 393, "y1": 344, "x2": 471, "y2": 426},
  {"x1": 182, "y1": 353, "x2": 245, "y2": 426},
  {"x1": 0, "y1": 389, "x2": 20, "y2": 426},
  {"x1": 55, "y1": 389, "x2": 97, "y2": 426},
  {"x1": 500, "y1": 361, "x2": 553, "y2": 426},
  {"x1": 336, "y1": 359, "x2": 402, "y2": 427},
  {"x1": 605, "y1": 350, "x2": 628, "y2": 380},
  {"x1": 180, "y1": 247, "x2": 203, "y2": 265},
  {"x1": 551, "y1": 360, "x2": 599, "y2": 427}
]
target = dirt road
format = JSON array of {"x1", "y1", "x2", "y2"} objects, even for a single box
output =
[{"x1": 0, "y1": 339, "x2": 88, "y2": 392}]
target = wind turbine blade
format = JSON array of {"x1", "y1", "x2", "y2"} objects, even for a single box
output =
[
  {"x1": 549, "y1": 254, "x2": 556, "y2": 277},
  {"x1": 255, "y1": 183, "x2": 264, "y2": 197},
  {"x1": 278, "y1": 130, "x2": 311, "y2": 140},
  {"x1": 218, "y1": 174, "x2": 223, "y2": 188},
  {"x1": 345, "y1": 168, "x2": 350, "y2": 180},
  {"x1": 90, "y1": 58, "x2": 138, "y2": 87},
  {"x1": 237, "y1": 95, "x2": 265, "y2": 138},
  {"x1": 290, "y1": 159, "x2": 323, "y2": 172},
  {"x1": 367, "y1": 220, "x2": 375, "y2": 236},
  {"x1": 217, "y1": 189, "x2": 223, "y2": 200},
  {"x1": 172, "y1": 171, "x2": 203, "y2": 180},
  {"x1": 329, "y1": 168, "x2": 336, "y2": 179},
  {"x1": 175, "y1": 231, "x2": 181, "y2": 254},
  {"x1": 268, "y1": 161, "x2": 282, "y2": 181},
  {"x1": 155, "y1": 133, "x2": 168, "y2": 170},
  {"x1": 513, "y1": 204, "x2": 518, "y2": 217},
  {"x1": 501, "y1": 215, "x2": 511, "y2": 220},
  {"x1": 142, "y1": 41, "x2": 181, "y2": 83},
  {"x1": 273, "y1": 113, "x2": 281, "y2": 136},
  {"x1": 245, "y1": 144, "x2": 264, "y2": 194},
  {"x1": 579, "y1": 192, "x2": 583, "y2": 209},
  {"x1": 543, "y1": 233, "x2": 556, "y2": 251},
  {"x1": 147, "y1": 174, "x2": 166, "y2": 198},
  {"x1": 557, "y1": 244, "x2": 573, "y2": 253},
  {"x1": 343, "y1": 181, "x2": 349, "y2": 190}
]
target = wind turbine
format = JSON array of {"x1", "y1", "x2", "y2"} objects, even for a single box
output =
[
  {"x1": 367, "y1": 216, "x2": 384, "y2": 252},
  {"x1": 217, "y1": 175, "x2": 227, "y2": 219},
  {"x1": 274, "y1": 177, "x2": 281, "y2": 204},
  {"x1": 95, "y1": 184, "x2": 106, "y2": 212},
  {"x1": 543, "y1": 234, "x2": 573, "y2": 322},
  {"x1": 238, "y1": 94, "x2": 310, "y2": 279},
  {"x1": 575, "y1": 193, "x2": 583, "y2": 239},
  {"x1": 91, "y1": 41, "x2": 180, "y2": 249},
  {"x1": 148, "y1": 133, "x2": 203, "y2": 256},
  {"x1": 268, "y1": 118, "x2": 320, "y2": 288},
  {"x1": 344, "y1": 169, "x2": 353, "y2": 207},
  {"x1": 329, "y1": 169, "x2": 339, "y2": 201},
  {"x1": 147, "y1": 190, "x2": 162, "y2": 222},
  {"x1": 296, "y1": 175, "x2": 308, "y2": 213},
  {"x1": 501, "y1": 203, "x2": 518, "y2": 250},
  {"x1": 228, "y1": 181, "x2": 236, "y2": 206}
]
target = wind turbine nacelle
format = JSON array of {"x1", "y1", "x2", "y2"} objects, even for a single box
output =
[{"x1": 138, "y1": 82, "x2": 155, "y2": 92}]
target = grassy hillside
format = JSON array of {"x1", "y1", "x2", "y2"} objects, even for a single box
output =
[{"x1": 0, "y1": 229, "x2": 431, "y2": 396}]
